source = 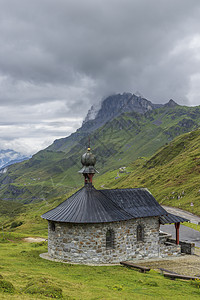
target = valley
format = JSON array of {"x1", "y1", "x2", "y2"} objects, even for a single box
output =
[
  {"x1": 0, "y1": 94, "x2": 198, "y2": 240},
  {"x1": 0, "y1": 94, "x2": 199, "y2": 299},
  {"x1": 0, "y1": 94, "x2": 199, "y2": 207}
]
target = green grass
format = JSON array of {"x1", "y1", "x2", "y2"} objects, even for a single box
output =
[
  {"x1": 0, "y1": 233, "x2": 200, "y2": 299},
  {"x1": 183, "y1": 222, "x2": 200, "y2": 232},
  {"x1": 95, "y1": 129, "x2": 200, "y2": 216},
  {"x1": 0, "y1": 129, "x2": 199, "y2": 236},
  {"x1": 0, "y1": 110, "x2": 199, "y2": 298}
]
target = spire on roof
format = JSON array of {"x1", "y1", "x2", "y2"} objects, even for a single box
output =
[{"x1": 78, "y1": 143, "x2": 98, "y2": 185}]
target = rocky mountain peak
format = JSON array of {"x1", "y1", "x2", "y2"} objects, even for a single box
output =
[
  {"x1": 164, "y1": 99, "x2": 179, "y2": 107},
  {"x1": 48, "y1": 93, "x2": 181, "y2": 152},
  {"x1": 80, "y1": 93, "x2": 165, "y2": 134},
  {"x1": 83, "y1": 93, "x2": 162, "y2": 127}
]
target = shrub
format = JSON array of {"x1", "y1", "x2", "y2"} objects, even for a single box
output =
[
  {"x1": 31, "y1": 241, "x2": 47, "y2": 248},
  {"x1": 0, "y1": 279, "x2": 15, "y2": 293},
  {"x1": 24, "y1": 277, "x2": 63, "y2": 298},
  {"x1": 112, "y1": 284, "x2": 123, "y2": 291},
  {"x1": 10, "y1": 221, "x2": 23, "y2": 228},
  {"x1": 191, "y1": 279, "x2": 200, "y2": 289},
  {"x1": 145, "y1": 280, "x2": 158, "y2": 287}
]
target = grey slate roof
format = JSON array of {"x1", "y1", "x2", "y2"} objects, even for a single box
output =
[
  {"x1": 101, "y1": 188, "x2": 167, "y2": 218},
  {"x1": 42, "y1": 184, "x2": 168, "y2": 223},
  {"x1": 42, "y1": 184, "x2": 133, "y2": 223},
  {"x1": 159, "y1": 213, "x2": 189, "y2": 225}
]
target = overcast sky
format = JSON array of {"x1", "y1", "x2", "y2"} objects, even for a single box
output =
[{"x1": 0, "y1": 0, "x2": 200, "y2": 155}]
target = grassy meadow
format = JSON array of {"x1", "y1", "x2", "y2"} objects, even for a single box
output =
[
  {"x1": 0, "y1": 127, "x2": 199, "y2": 298},
  {"x1": 95, "y1": 128, "x2": 200, "y2": 215},
  {"x1": 0, "y1": 232, "x2": 200, "y2": 299}
]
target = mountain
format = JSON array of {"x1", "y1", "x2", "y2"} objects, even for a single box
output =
[
  {"x1": 0, "y1": 93, "x2": 199, "y2": 203},
  {"x1": 97, "y1": 128, "x2": 200, "y2": 215},
  {"x1": 48, "y1": 93, "x2": 164, "y2": 152},
  {"x1": 83, "y1": 92, "x2": 162, "y2": 125},
  {"x1": 1, "y1": 128, "x2": 199, "y2": 235},
  {"x1": 0, "y1": 149, "x2": 30, "y2": 169}
]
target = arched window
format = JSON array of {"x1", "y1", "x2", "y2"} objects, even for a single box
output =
[
  {"x1": 106, "y1": 229, "x2": 115, "y2": 249},
  {"x1": 50, "y1": 222, "x2": 55, "y2": 232},
  {"x1": 137, "y1": 224, "x2": 144, "y2": 242}
]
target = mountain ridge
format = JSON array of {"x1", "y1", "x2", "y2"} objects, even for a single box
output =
[
  {"x1": 48, "y1": 93, "x2": 177, "y2": 152},
  {"x1": 0, "y1": 94, "x2": 199, "y2": 203},
  {"x1": 1, "y1": 128, "x2": 199, "y2": 235}
]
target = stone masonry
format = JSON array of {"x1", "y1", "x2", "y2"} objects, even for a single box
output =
[{"x1": 48, "y1": 217, "x2": 165, "y2": 264}]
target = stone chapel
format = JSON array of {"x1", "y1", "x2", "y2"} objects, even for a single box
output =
[{"x1": 42, "y1": 147, "x2": 189, "y2": 264}]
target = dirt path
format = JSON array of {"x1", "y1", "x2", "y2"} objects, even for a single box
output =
[
  {"x1": 23, "y1": 237, "x2": 47, "y2": 243},
  {"x1": 137, "y1": 248, "x2": 200, "y2": 277}
]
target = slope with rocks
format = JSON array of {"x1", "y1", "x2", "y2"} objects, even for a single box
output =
[
  {"x1": 96, "y1": 129, "x2": 200, "y2": 215},
  {"x1": 47, "y1": 92, "x2": 163, "y2": 152},
  {"x1": 1, "y1": 128, "x2": 199, "y2": 235},
  {"x1": 0, "y1": 149, "x2": 30, "y2": 169},
  {"x1": 0, "y1": 95, "x2": 199, "y2": 203}
]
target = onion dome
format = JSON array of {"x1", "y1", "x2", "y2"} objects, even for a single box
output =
[
  {"x1": 78, "y1": 147, "x2": 98, "y2": 175},
  {"x1": 81, "y1": 147, "x2": 96, "y2": 167}
]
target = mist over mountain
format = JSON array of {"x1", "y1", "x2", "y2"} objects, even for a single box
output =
[
  {"x1": 83, "y1": 92, "x2": 163, "y2": 125},
  {"x1": 0, "y1": 92, "x2": 199, "y2": 203},
  {"x1": 49, "y1": 93, "x2": 176, "y2": 152}
]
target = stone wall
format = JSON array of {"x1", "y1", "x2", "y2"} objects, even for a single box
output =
[
  {"x1": 159, "y1": 241, "x2": 181, "y2": 257},
  {"x1": 48, "y1": 217, "x2": 161, "y2": 264},
  {"x1": 167, "y1": 238, "x2": 195, "y2": 255},
  {"x1": 158, "y1": 232, "x2": 181, "y2": 257}
]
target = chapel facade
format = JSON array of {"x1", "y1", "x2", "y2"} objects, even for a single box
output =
[{"x1": 42, "y1": 147, "x2": 189, "y2": 264}]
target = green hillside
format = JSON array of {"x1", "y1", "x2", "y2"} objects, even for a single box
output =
[
  {"x1": 0, "y1": 110, "x2": 199, "y2": 300},
  {"x1": 0, "y1": 104, "x2": 199, "y2": 203},
  {"x1": 0, "y1": 128, "x2": 199, "y2": 238},
  {"x1": 95, "y1": 129, "x2": 200, "y2": 215}
]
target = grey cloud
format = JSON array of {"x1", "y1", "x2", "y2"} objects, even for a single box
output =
[
  {"x1": 0, "y1": 0, "x2": 200, "y2": 153},
  {"x1": 0, "y1": 1, "x2": 199, "y2": 86}
]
